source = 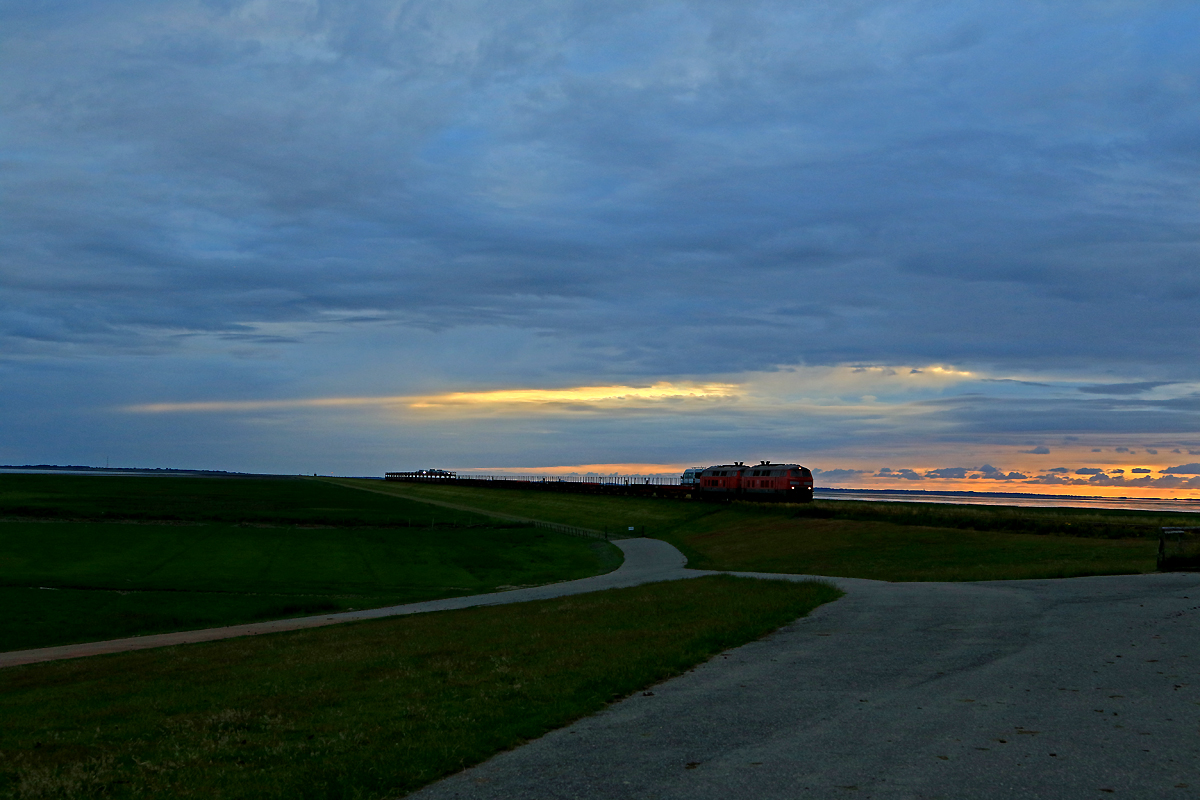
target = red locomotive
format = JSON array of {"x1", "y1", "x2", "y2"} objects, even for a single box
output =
[{"x1": 696, "y1": 461, "x2": 814, "y2": 502}]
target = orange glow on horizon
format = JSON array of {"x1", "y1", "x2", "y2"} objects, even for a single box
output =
[
  {"x1": 456, "y1": 463, "x2": 698, "y2": 475},
  {"x1": 813, "y1": 472, "x2": 1200, "y2": 501},
  {"x1": 444, "y1": 464, "x2": 1199, "y2": 500}
]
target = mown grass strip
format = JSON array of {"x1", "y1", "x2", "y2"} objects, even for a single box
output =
[{"x1": 0, "y1": 576, "x2": 839, "y2": 800}]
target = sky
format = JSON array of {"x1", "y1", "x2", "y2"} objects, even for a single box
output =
[{"x1": 2, "y1": 0, "x2": 1199, "y2": 497}]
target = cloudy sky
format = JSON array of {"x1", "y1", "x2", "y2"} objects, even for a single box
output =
[{"x1": 3, "y1": 0, "x2": 1199, "y2": 496}]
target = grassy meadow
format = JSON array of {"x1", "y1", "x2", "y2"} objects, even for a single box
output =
[
  {"x1": 0, "y1": 475, "x2": 621, "y2": 652},
  {"x1": 0, "y1": 473, "x2": 484, "y2": 527},
  {"x1": 1, "y1": 475, "x2": 1183, "y2": 799},
  {"x1": 337, "y1": 479, "x2": 1175, "y2": 580},
  {"x1": 0, "y1": 576, "x2": 839, "y2": 800},
  {"x1": 668, "y1": 509, "x2": 1157, "y2": 581},
  {"x1": 326, "y1": 477, "x2": 719, "y2": 536}
]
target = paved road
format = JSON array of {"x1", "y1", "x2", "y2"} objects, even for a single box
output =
[
  {"x1": 0, "y1": 537, "x2": 707, "y2": 669},
  {"x1": 412, "y1": 570, "x2": 1200, "y2": 800}
]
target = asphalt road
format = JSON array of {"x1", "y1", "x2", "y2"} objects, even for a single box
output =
[{"x1": 412, "y1": 569, "x2": 1200, "y2": 800}]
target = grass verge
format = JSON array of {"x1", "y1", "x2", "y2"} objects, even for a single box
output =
[
  {"x1": 658, "y1": 514, "x2": 1157, "y2": 581},
  {"x1": 0, "y1": 575, "x2": 840, "y2": 800}
]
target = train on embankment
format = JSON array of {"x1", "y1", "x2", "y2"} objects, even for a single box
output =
[{"x1": 384, "y1": 461, "x2": 815, "y2": 503}]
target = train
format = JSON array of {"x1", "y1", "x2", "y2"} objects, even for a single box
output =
[
  {"x1": 694, "y1": 461, "x2": 815, "y2": 502},
  {"x1": 385, "y1": 460, "x2": 814, "y2": 503}
]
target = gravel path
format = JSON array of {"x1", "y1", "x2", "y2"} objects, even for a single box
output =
[{"x1": 410, "y1": 569, "x2": 1200, "y2": 800}]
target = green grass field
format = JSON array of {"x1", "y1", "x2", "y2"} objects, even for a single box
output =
[
  {"x1": 0, "y1": 473, "x2": 487, "y2": 527},
  {"x1": 0, "y1": 476, "x2": 622, "y2": 652},
  {"x1": 788, "y1": 498, "x2": 1194, "y2": 538},
  {"x1": 328, "y1": 478, "x2": 718, "y2": 534},
  {"x1": 0, "y1": 576, "x2": 840, "y2": 800},
  {"x1": 340, "y1": 480, "x2": 1169, "y2": 580},
  {"x1": 665, "y1": 510, "x2": 1156, "y2": 581},
  {"x1": 1, "y1": 476, "x2": 1178, "y2": 798}
]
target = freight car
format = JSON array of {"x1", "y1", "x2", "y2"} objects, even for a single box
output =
[{"x1": 697, "y1": 461, "x2": 814, "y2": 502}]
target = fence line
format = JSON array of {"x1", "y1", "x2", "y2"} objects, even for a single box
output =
[
  {"x1": 385, "y1": 472, "x2": 683, "y2": 486},
  {"x1": 531, "y1": 520, "x2": 640, "y2": 541}
]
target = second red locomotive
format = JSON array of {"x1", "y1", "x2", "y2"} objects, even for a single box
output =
[{"x1": 695, "y1": 461, "x2": 814, "y2": 502}]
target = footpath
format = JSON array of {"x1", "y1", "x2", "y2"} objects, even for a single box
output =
[{"x1": 0, "y1": 537, "x2": 857, "y2": 669}]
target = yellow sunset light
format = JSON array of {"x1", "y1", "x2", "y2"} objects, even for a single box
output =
[
  {"x1": 123, "y1": 382, "x2": 741, "y2": 414},
  {"x1": 408, "y1": 382, "x2": 740, "y2": 408}
]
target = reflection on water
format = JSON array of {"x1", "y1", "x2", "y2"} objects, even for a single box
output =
[{"x1": 816, "y1": 488, "x2": 1200, "y2": 514}]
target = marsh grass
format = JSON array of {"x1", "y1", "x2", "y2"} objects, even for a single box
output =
[
  {"x1": 791, "y1": 499, "x2": 1188, "y2": 539},
  {"x1": 0, "y1": 576, "x2": 840, "y2": 800}
]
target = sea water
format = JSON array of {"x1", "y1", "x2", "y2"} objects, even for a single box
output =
[{"x1": 815, "y1": 489, "x2": 1200, "y2": 514}]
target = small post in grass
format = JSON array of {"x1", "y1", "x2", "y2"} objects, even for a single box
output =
[{"x1": 1159, "y1": 526, "x2": 1200, "y2": 572}]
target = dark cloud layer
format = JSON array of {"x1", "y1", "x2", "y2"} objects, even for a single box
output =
[
  {"x1": 916, "y1": 393, "x2": 1200, "y2": 437},
  {"x1": 1077, "y1": 382, "x2": 1176, "y2": 396},
  {"x1": 4, "y1": 1, "x2": 1200, "y2": 373}
]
